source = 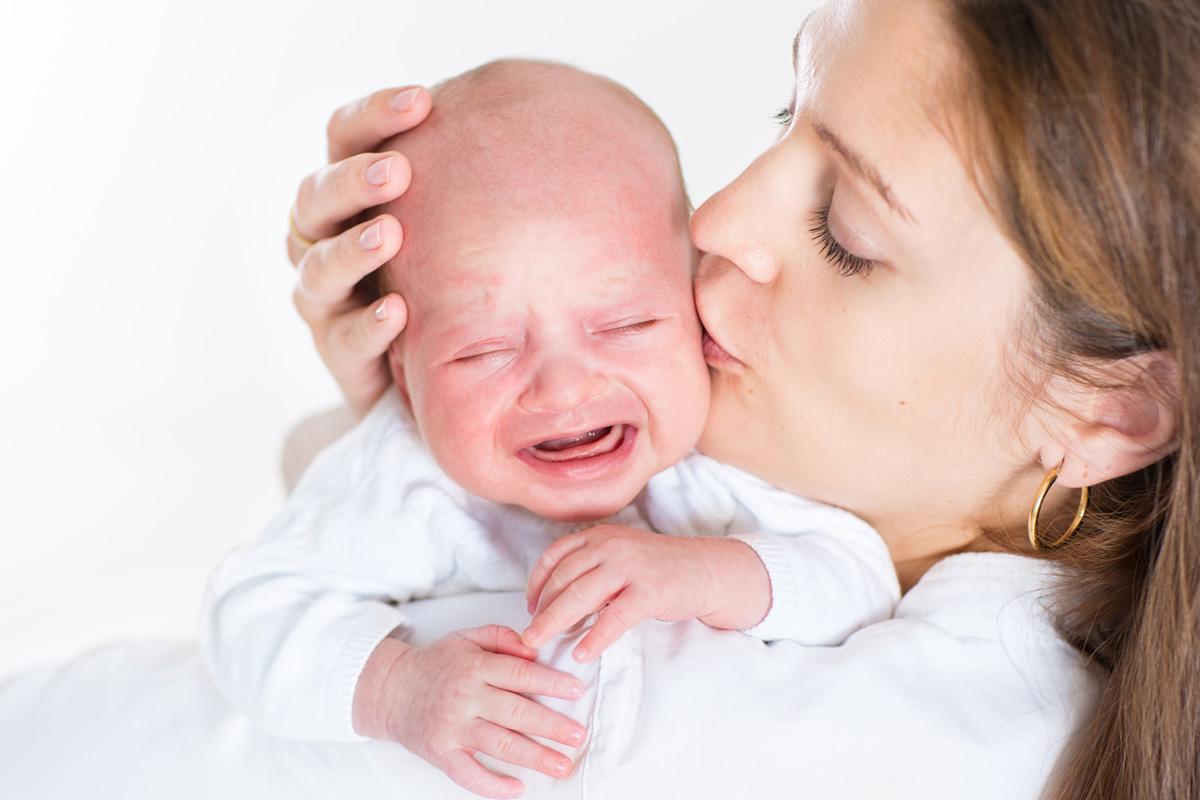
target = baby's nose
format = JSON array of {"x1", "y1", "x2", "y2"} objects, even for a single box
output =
[{"x1": 518, "y1": 357, "x2": 609, "y2": 414}]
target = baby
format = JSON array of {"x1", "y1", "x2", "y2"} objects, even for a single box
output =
[{"x1": 202, "y1": 60, "x2": 899, "y2": 799}]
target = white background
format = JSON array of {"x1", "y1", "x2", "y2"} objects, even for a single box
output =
[{"x1": 0, "y1": 0, "x2": 815, "y2": 677}]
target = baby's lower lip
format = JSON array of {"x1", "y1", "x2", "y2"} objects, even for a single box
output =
[
  {"x1": 527, "y1": 425, "x2": 625, "y2": 463},
  {"x1": 517, "y1": 425, "x2": 638, "y2": 480}
]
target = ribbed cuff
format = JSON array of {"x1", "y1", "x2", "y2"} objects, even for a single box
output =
[
  {"x1": 324, "y1": 602, "x2": 411, "y2": 741},
  {"x1": 727, "y1": 532, "x2": 806, "y2": 643}
]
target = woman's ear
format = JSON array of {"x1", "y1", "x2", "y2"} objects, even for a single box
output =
[{"x1": 1038, "y1": 350, "x2": 1180, "y2": 487}]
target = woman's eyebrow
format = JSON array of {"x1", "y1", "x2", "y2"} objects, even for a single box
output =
[
  {"x1": 813, "y1": 121, "x2": 918, "y2": 225},
  {"x1": 792, "y1": 14, "x2": 815, "y2": 72}
]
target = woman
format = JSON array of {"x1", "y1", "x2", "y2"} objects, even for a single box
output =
[
  {"x1": 1, "y1": 1, "x2": 1191, "y2": 798},
  {"x1": 286, "y1": 0, "x2": 1195, "y2": 798}
]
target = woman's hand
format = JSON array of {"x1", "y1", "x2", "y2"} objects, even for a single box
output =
[
  {"x1": 521, "y1": 526, "x2": 766, "y2": 662},
  {"x1": 287, "y1": 86, "x2": 432, "y2": 416},
  {"x1": 354, "y1": 625, "x2": 587, "y2": 799}
]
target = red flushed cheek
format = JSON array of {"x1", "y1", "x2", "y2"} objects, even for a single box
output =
[{"x1": 419, "y1": 378, "x2": 516, "y2": 496}]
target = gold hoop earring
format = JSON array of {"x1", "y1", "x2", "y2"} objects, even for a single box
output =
[{"x1": 1028, "y1": 461, "x2": 1089, "y2": 551}]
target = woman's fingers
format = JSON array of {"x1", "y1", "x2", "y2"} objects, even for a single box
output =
[
  {"x1": 440, "y1": 748, "x2": 525, "y2": 799},
  {"x1": 480, "y1": 651, "x2": 585, "y2": 701},
  {"x1": 292, "y1": 152, "x2": 412, "y2": 251},
  {"x1": 293, "y1": 214, "x2": 402, "y2": 311},
  {"x1": 479, "y1": 686, "x2": 587, "y2": 748},
  {"x1": 326, "y1": 85, "x2": 433, "y2": 163},
  {"x1": 464, "y1": 719, "x2": 576, "y2": 781}
]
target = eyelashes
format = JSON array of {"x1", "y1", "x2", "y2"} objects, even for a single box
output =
[
  {"x1": 773, "y1": 105, "x2": 876, "y2": 278},
  {"x1": 772, "y1": 105, "x2": 878, "y2": 281},
  {"x1": 809, "y1": 203, "x2": 876, "y2": 278}
]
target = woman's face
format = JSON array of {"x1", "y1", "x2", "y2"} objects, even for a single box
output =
[{"x1": 693, "y1": 0, "x2": 1036, "y2": 561}]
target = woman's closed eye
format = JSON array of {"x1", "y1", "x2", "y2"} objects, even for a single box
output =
[
  {"x1": 810, "y1": 202, "x2": 877, "y2": 278},
  {"x1": 773, "y1": 105, "x2": 879, "y2": 278}
]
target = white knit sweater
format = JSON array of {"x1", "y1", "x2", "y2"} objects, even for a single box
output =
[{"x1": 200, "y1": 387, "x2": 898, "y2": 741}]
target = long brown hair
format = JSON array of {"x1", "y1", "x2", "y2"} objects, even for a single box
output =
[{"x1": 947, "y1": 1, "x2": 1199, "y2": 797}]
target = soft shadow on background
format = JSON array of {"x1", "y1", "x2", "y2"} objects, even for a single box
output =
[{"x1": 0, "y1": 0, "x2": 813, "y2": 675}]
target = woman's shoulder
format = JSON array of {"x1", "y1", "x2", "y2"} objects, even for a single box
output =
[{"x1": 607, "y1": 552, "x2": 1103, "y2": 799}]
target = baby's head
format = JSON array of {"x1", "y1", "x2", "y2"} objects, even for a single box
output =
[{"x1": 377, "y1": 59, "x2": 709, "y2": 522}]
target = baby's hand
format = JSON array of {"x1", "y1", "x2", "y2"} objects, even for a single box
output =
[
  {"x1": 365, "y1": 625, "x2": 588, "y2": 799},
  {"x1": 521, "y1": 526, "x2": 731, "y2": 662}
]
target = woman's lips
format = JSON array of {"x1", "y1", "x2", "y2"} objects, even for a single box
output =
[{"x1": 702, "y1": 329, "x2": 743, "y2": 367}]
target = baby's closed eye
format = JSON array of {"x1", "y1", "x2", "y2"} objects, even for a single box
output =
[{"x1": 599, "y1": 317, "x2": 667, "y2": 336}]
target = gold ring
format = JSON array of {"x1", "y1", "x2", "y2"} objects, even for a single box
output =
[{"x1": 288, "y1": 210, "x2": 315, "y2": 250}]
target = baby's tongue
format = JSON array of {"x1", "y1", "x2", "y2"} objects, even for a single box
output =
[{"x1": 535, "y1": 427, "x2": 611, "y2": 453}]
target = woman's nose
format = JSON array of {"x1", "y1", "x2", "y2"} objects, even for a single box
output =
[
  {"x1": 517, "y1": 356, "x2": 609, "y2": 415},
  {"x1": 689, "y1": 155, "x2": 784, "y2": 286}
]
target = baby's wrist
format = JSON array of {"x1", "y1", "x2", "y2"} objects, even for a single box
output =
[
  {"x1": 696, "y1": 538, "x2": 772, "y2": 631},
  {"x1": 351, "y1": 631, "x2": 414, "y2": 740}
]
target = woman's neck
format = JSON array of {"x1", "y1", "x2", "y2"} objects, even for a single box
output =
[{"x1": 882, "y1": 521, "x2": 1020, "y2": 594}]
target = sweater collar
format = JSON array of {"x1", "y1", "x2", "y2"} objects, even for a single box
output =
[{"x1": 894, "y1": 552, "x2": 1066, "y2": 641}]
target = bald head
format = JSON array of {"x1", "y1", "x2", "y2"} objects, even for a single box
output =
[{"x1": 375, "y1": 59, "x2": 689, "y2": 296}]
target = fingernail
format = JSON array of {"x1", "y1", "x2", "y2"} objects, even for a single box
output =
[
  {"x1": 569, "y1": 682, "x2": 584, "y2": 698},
  {"x1": 364, "y1": 156, "x2": 392, "y2": 186},
  {"x1": 573, "y1": 646, "x2": 590, "y2": 662},
  {"x1": 390, "y1": 88, "x2": 420, "y2": 112},
  {"x1": 358, "y1": 222, "x2": 383, "y2": 250},
  {"x1": 554, "y1": 760, "x2": 571, "y2": 776},
  {"x1": 373, "y1": 299, "x2": 389, "y2": 321},
  {"x1": 568, "y1": 726, "x2": 585, "y2": 741}
]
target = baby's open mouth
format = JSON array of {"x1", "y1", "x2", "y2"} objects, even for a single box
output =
[{"x1": 527, "y1": 424, "x2": 627, "y2": 462}]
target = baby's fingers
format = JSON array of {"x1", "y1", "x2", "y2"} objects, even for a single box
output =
[
  {"x1": 464, "y1": 720, "x2": 576, "y2": 781},
  {"x1": 570, "y1": 590, "x2": 645, "y2": 663},
  {"x1": 441, "y1": 749, "x2": 524, "y2": 799},
  {"x1": 480, "y1": 686, "x2": 587, "y2": 748},
  {"x1": 481, "y1": 652, "x2": 585, "y2": 701},
  {"x1": 525, "y1": 533, "x2": 590, "y2": 614},
  {"x1": 522, "y1": 568, "x2": 620, "y2": 649}
]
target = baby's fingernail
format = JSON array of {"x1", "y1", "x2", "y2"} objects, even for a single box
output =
[
  {"x1": 373, "y1": 299, "x2": 389, "y2": 321},
  {"x1": 358, "y1": 222, "x2": 383, "y2": 250},
  {"x1": 569, "y1": 682, "x2": 584, "y2": 698},
  {"x1": 573, "y1": 646, "x2": 590, "y2": 662},
  {"x1": 390, "y1": 87, "x2": 420, "y2": 112},
  {"x1": 364, "y1": 156, "x2": 392, "y2": 186}
]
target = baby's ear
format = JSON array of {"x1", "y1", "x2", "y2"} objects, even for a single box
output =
[
  {"x1": 386, "y1": 337, "x2": 413, "y2": 411},
  {"x1": 1039, "y1": 350, "x2": 1180, "y2": 487}
]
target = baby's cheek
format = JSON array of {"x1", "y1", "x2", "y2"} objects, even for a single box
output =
[
  {"x1": 629, "y1": 332, "x2": 711, "y2": 462},
  {"x1": 421, "y1": 380, "x2": 512, "y2": 492}
]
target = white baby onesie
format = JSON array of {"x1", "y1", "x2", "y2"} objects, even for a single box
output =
[{"x1": 200, "y1": 387, "x2": 898, "y2": 742}]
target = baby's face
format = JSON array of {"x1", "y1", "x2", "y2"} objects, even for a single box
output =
[{"x1": 388, "y1": 163, "x2": 709, "y2": 522}]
